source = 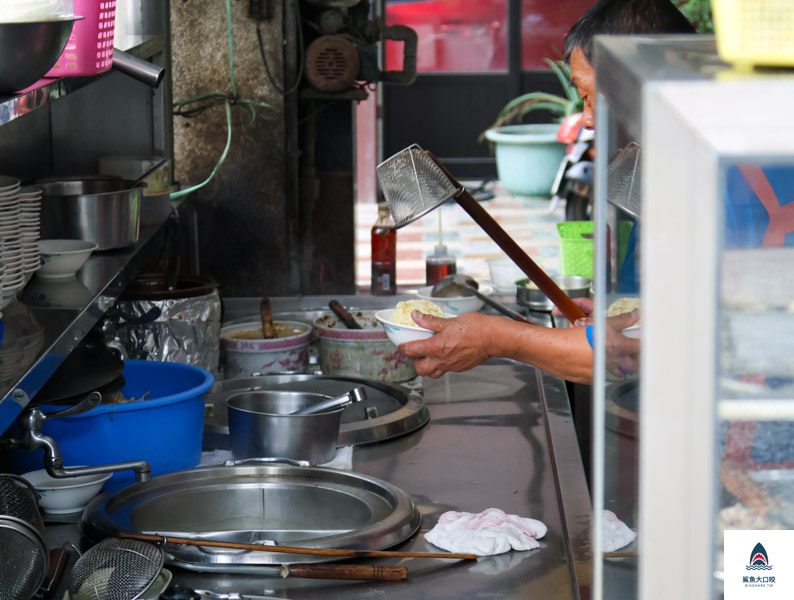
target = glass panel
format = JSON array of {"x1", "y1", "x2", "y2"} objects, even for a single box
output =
[
  {"x1": 385, "y1": 0, "x2": 507, "y2": 72},
  {"x1": 598, "y1": 113, "x2": 642, "y2": 599},
  {"x1": 520, "y1": 0, "x2": 593, "y2": 69},
  {"x1": 716, "y1": 161, "x2": 794, "y2": 597}
]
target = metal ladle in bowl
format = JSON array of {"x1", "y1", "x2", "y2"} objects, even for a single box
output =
[
  {"x1": 431, "y1": 274, "x2": 532, "y2": 324},
  {"x1": 290, "y1": 386, "x2": 367, "y2": 416}
]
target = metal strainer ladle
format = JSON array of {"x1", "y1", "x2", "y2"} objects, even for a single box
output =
[
  {"x1": 0, "y1": 474, "x2": 48, "y2": 600},
  {"x1": 67, "y1": 538, "x2": 164, "y2": 600},
  {"x1": 377, "y1": 145, "x2": 586, "y2": 322}
]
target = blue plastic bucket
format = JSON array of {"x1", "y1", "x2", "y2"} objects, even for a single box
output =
[
  {"x1": 484, "y1": 124, "x2": 566, "y2": 197},
  {"x1": 10, "y1": 360, "x2": 214, "y2": 491}
]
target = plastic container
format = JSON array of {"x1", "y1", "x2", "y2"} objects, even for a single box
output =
[
  {"x1": 713, "y1": 0, "x2": 794, "y2": 68},
  {"x1": 557, "y1": 221, "x2": 594, "y2": 279},
  {"x1": 46, "y1": 0, "x2": 117, "y2": 77},
  {"x1": 425, "y1": 243, "x2": 456, "y2": 286},
  {"x1": 10, "y1": 360, "x2": 214, "y2": 490}
]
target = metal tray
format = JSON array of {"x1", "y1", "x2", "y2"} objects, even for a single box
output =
[
  {"x1": 80, "y1": 462, "x2": 421, "y2": 569},
  {"x1": 204, "y1": 374, "x2": 429, "y2": 448}
]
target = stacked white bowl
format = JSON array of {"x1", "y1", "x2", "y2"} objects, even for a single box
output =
[
  {"x1": 0, "y1": 176, "x2": 42, "y2": 309},
  {"x1": 19, "y1": 187, "x2": 42, "y2": 282}
]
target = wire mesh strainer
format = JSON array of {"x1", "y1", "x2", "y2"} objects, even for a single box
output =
[
  {"x1": 0, "y1": 474, "x2": 48, "y2": 600},
  {"x1": 376, "y1": 144, "x2": 587, "y2": 322},
  {"x1": 68, "y1": 538, "x2": 164, "y2": 600},
  {"x1": 377, "y1": 144, "x2": 459, "y2": 228},
  {"x1": 607, "y1": 141, "x2": 642, "y2": 219}
]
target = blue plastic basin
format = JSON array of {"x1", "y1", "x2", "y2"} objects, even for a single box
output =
[{"x1": 11, "y1": 360, "x2": 214, "y2": 491}]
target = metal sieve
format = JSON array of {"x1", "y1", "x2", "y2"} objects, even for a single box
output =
[
  {"x1": 376, "y1": 144, "x2": 587, "y2": 322},
  {"x1": 606, "y1": 141, "x2": 642, "y2": 219},
  {"x1": 67, "y1": 538, "x2": 164, "y2": 600},
  {"x1": 0, "y1": 474, "x2": 48, "y2": 600}
]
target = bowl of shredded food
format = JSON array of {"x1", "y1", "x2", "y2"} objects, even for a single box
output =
[{"x1": 376, "y1": 299, "x2": 455, "y2": 346}]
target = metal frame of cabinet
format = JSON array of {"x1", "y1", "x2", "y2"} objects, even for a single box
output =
[
  {"x1": 0, "y1": 2, "x2": 174, "y2": 436},
  {"x1": 591, "y1": 34, "x2": 794, "y2": 600}
]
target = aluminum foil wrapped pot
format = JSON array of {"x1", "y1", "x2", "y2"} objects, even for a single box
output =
[
  {"x1": 102, "y1": 274, "x2": 221, "y2": 376},
  {"x1": 314, "y1": 310, "x2": 416, "y2": 382}
]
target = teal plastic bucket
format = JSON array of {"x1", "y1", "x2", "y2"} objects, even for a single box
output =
[{"x1": 485, "y1": 124, "x2": 566, "y2": 197}]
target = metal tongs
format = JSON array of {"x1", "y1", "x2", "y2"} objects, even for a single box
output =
[{"x1": 376, "y1": 144, "x2": 586, "y2": 322}]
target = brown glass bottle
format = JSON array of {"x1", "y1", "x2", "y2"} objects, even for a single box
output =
[{"x1": 371, "y1": 202, "x2": 397, "y2": 295}]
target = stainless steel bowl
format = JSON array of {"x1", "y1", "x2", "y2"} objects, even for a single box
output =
[
  {"x1": 37, "y1": 177, "x2": 142, "y2": 250},
  {"x1": 0, "y1": 18, "x2": 81, "y2": 93},
  {"x1": 516, "y1": 275, "x2": 592, "y2": 311}
]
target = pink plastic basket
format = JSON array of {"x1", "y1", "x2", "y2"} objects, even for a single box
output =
[{"x1": 46, "y1": 0, "x2": 117, "y2": 77}]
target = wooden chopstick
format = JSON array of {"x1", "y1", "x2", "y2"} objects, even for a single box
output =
[{"x1": 120, "y1": 531, "x2": 478, "y2": 560}]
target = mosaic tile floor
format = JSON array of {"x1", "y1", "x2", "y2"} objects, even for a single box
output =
[{"x1": 355, "y1": 180, "x2": 565, "y2": 290}]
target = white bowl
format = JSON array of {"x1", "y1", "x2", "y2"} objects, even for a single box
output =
[
  {"x1": 415, "y1": 283, "x2": 494, "y2": 315},
  {"x1": 20, "y1": 468, "x2": 112, "y2": 514},
  {"x1": 487, "y1": 258, "x2": 526, "y2": 293},
  {"x1": 37, "y1": 239, "x2": 98, "y2": 279},
  {"x1": 375, "y1": 308, "x2": 455, "y2": 346}
]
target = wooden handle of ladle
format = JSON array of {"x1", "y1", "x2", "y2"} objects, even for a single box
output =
[
  {"x1": 426, "y1": 151, "x2": 587, "y2": 323},
  {"x1": 285, "y1": 563, "x2": 408, "y2": 581},
  {"x1": 260, "y1": 298, "x2": 276, "y2": 339},
  {"x1": 120, "y1": 531, "x2": 477, "y2": 560}
]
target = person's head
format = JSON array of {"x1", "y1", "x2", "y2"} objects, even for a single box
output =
[{"x1": 565, "y1": 0, "x2": 695, "y2": 129}]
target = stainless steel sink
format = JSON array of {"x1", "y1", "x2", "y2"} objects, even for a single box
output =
[{"x1": 80, "y1": 462, "x2": 421, "y2": 570}]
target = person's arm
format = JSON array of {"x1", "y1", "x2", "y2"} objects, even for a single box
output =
[{"x1": 399, "y1": 311, "x2": 595, "y2": 384}]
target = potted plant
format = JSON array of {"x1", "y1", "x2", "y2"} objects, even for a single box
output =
[{"x1": 483, "y1": 59, "x2": 583, "y2": 198}]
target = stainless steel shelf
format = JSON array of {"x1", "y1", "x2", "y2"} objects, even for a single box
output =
[
  {"x1": 0, "y1": 196, "x2": 175, "y2": 435},
  {"x1": 0, "y1": 35, "x2": 164, "y2": 127}
]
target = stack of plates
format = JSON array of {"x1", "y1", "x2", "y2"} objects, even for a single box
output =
[
  {"x1": 0, "y1": 300, "x2": 44, "y2": 387},
  {"x1": 0, "y1": 176, "x2": 42, "y2": 310},
  {"x1": 19, "y1": 187, "x2": 41, "y2": 282}
]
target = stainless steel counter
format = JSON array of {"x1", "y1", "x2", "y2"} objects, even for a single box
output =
[
  {"x1": 43, "y1": 366, "x2": 591, "y2": 598},
  {"x1": 40, "y1": 294, "x2": 593, "y2": 598}
]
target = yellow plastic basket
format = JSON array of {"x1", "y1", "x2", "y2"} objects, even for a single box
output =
[{"x1": 713, "y1": 0, "x2": 794, "y2": 67}]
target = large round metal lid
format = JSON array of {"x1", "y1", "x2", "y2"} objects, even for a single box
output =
[{"x1": 80, "y1": 463, "x2": 421, "y2": 570}]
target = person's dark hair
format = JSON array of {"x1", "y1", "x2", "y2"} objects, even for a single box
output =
[{"x1": 564, "y1": 0, "x2": 695, "y2": 63}]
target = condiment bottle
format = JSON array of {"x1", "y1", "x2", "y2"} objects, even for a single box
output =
[
  {"x1": 425, "y1": 243, "x2": 456, "y2": 286},
  {"x1": 371, "y1": 202, "x2": 397, "y2": 295}
]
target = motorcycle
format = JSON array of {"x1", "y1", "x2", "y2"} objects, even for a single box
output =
[{"x1": 549, "y1": 113, "x2": 594, "y2": 222}]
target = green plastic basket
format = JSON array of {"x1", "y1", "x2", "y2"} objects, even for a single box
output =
[{"x1": 557, "y1": 221, "x2": 594, "y2": 278}]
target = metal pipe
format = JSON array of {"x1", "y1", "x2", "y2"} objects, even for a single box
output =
[{"x1": 113, "y1": 48, "x2": 165, "y2": 88}]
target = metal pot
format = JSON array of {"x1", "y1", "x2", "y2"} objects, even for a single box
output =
[
  {"x1": 37, "y1": 177, "x2": 142, "y2": 250},
  {"x1": 516, "y1": 275, "x2": 592, "y2": 311},
  {"x1": 225, "y1": 391, "x2": 342, "y2": 464}
]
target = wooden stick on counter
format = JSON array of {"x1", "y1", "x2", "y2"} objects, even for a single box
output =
[
  {"x1": 120, "y1": 531, "x2": 478, "y2": 560},
  {"x1": 283, "y1": 563, "x2": 407, "y2": 581}
]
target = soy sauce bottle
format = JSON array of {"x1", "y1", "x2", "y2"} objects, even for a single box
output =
[
  {"x1": 371, "y1": 202, "x2": 397, "y2": 295},
  {"x1": 425, "y1": 243, "x2": 457, "y2": 286}
]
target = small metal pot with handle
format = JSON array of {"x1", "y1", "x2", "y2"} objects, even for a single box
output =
[{"x1": 225, "y1": 388, "x2": 365, "y2": 464}]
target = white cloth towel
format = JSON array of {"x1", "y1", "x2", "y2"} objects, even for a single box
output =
[
  {"x1": 425, "y1": 508, "x2": 547, "y2": 556},
  {"x1": 602, "y1": 509, "x2": 637, "y2": 552}
]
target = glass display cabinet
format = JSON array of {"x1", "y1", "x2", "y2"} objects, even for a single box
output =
[{"x1": 590, "y1": 35, "x2": 794, "y2": 600}]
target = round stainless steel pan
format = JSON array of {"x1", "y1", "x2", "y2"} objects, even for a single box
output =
[{"x1": 80, "y1": 462, "x2": 421, "y2": 570}]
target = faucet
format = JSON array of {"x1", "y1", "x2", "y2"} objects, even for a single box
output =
[{"x1": 3, "y1": 391, "x2": 151, "y2": 483}]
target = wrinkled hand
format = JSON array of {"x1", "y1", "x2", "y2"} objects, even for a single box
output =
[
  {"x1": 605, "y1": 310, "x2": 641, "y2": 377},
  {"x1": 552, "y1": 297, "x2": 594, "y2": 324},
  {"x1": 398, "y1": 310, "x2": 496, "y2": 378}
]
